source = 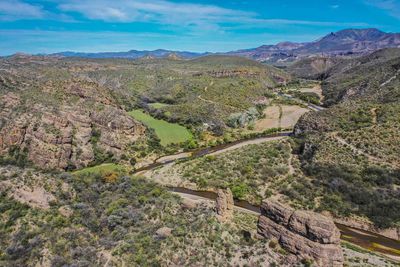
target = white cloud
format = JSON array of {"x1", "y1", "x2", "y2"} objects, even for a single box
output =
[
  {"x1": 0, "y1": 0, "x2": 371, "y2": 32},
  {"x1": 57, "y1": 0, "x2": 254, "y2": 26},
  {"x1": 56, "y1": 0, "x2": 370, "y2": 33},
  {"x1": 0, "y1": 0, "x2": 44, "y2": 20}
]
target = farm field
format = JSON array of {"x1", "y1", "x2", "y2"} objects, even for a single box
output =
[
  {"x1": 254, "y1": 105, "x2": 309, "y2": 131},
  {"x1": 128, "y1": 109, "x2": 193, "y2": 146}
]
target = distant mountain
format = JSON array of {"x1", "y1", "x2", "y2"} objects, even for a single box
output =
[
  {"x1": 50, "y1": 49, "x2": 209, "y2": 59},
  {"x1": 228, "y1": 28, "x2": 400, "y2": 64},
  {"x1": 47, "y1": 29, "x2": 400, "y2": 64}
]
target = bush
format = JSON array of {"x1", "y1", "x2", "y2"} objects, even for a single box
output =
[{"x1": 230, "y1": 182, "x2": 250, "y2": 199}]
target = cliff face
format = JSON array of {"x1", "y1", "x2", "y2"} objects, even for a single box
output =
[
  {"x1": 257, "y1": 200, "x2": 343, "y2": 267},
  {"x1": 0, "y1": 92, "x2": 145, "y2": 170},
  {"x1": 0, "y1": 54, "x2": 152, "y2": 170}
]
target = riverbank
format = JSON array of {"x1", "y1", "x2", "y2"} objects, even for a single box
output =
[{"x1": 168, "y1": 186, "x2": 400, "y2": 262}]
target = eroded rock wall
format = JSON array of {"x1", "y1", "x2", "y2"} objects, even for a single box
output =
[
  {"x1": 257, "y1": 200, "x2": 343, "y2": 267},
  {"x1": 0, "y1": 93, "x2": 145, "y2": 170}
]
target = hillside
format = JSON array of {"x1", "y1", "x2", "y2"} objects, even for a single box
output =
[
  {"x1": 0, "y1": 165, "x2": 287, "y2": 266},
  {"x1": 321, "y1": 48, "x2": 400, "y2": 105},
  {"x1": 294, "y1": 48, "x2": 400, "y2": 229},
  {"x1": 0, "y1": 54, "x2": 289, "y2": 171},
  {"x1": 287, "y1": 57, "x2": 345, "y2": 79},
  {"x1": 0, "y1": 55, "x2": 147, "y2": 171}
]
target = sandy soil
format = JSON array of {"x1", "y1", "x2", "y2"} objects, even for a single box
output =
[
  {"x1": 0, "y1": 180, "x2": 56, "y2": 210},
  {"x1": 299, "y1": 84, "x2": 323, "y2": 100},
  {"x1": 255, "y1": 105, "x2": 309, "y2": 131},
  {"x1": 254, "y1": 105, "x2": 281, "y2": 131},
  {"x1": 280, "y1": 105, "x2": 309, "y2": 128},
  {"x1": 209, "y1": 136, "x2": 287, "y2": 156}
]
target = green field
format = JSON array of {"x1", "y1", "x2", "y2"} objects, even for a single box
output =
[{"x1": 128, "y1": 109, "x2": 193, "y2": 146}]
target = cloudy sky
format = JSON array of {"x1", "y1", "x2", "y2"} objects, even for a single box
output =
[{"x1": 0, "y1": 0, "x2": 400, "y2": 55}]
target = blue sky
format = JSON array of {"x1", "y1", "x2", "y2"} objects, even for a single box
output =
[{"x1": 0, "y1": 0, "x2": 400, "y2": 55}]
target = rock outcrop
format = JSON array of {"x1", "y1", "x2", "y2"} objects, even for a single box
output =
[
  {"x1": 155, "y1": 227, "x2": 173, "y2": 239},
  {"x1": 216, "y1": 188, "x2": 234, "y2": 222},
  {"x1": 258, "y1": 200, "x2": 343, "y2": 267},
  {"x1": 0, "y1": 93, "x2": 145, "y2": 170}
]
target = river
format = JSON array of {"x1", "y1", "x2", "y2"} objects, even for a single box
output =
[{"x1": 134, "y1": 131, "x2": 291, "y2": 174}]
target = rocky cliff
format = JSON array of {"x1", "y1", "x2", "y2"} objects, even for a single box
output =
[
  {"x1": 0, "y1": 92, "x2": 145, "y2": 170},
  {"x1": 257, "y1": 200, "x2": 343, "y2": 267},
  {"x1": 0, "y1": 54, "x2": 148, "y2": 170}
]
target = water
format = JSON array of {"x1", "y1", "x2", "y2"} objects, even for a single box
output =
[
  {"x1": 337, "y1": 223, "x2": 400, "y2": 257},
  {"x1": 134, "y1": 132, "x2": 291, "y2": 173}
]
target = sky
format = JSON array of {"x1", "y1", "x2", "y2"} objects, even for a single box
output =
[{"x1": 0, "y1": 0, "x2": 400, "y2": 55}]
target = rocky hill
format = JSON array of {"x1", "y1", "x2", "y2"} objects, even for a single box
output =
[
  {"x1": 0, "y1": 55, "x2": 148, "y2": 171},
  {"x1": 287, "y1": 56, "x2": 344, "y2": 80},
  {"x1": 294, "y1": 48, "x2": 400, "y2": 229}
]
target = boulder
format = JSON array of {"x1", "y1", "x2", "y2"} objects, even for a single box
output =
[
  {"x1": 258, "y1": 199, "x2": 343, "y2": 267},
  {"x1": 155, "y1": 227, "x2": 173, "y2": 239}
]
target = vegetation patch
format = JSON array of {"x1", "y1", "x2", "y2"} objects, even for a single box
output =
[
  {"x1": 0, "y1": 166, "x2": 279, "y2": 266},
  {"x1": 128, "y1": 109, "x2": 193, "y2": 146},
  {"x1": 170, "y1": 140, "x2": 292, "y2": 203},
  {"x1": 72, "y1": 163, "x2": 126, "y2": 176},
  {"x1": 148, "y1": 102, "x2": 171, "y2": 109}
]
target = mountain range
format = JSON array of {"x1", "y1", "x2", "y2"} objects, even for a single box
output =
[
  {"x1": 229, "y1": 28, "x2": 400, "y2": 64},
  {"x1": 48, "y1": 28, "x2": 400, "y2": 64},
  {"x1": 50, "y1": 49, "x2": 208, "y2": 60}
]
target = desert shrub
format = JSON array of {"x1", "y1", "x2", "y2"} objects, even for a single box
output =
[
  {"x1": 227, "y1": 107, "x2": 260, "y2": 128},
  {"x1": 230, "y1": 182, "x2": 250, "y2": 199}
]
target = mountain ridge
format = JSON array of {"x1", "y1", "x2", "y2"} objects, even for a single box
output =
[
  {"x1": 229, "y1": 28, "x2": 400, "y2": 64},
  {"x1": 49, "y1": 49, "x2": 209, "y2": 59},
  {"x1": 39, "y1": 28, "x2": 400, "y2": 64}
]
